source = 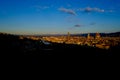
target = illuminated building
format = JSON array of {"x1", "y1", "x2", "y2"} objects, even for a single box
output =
[
  {"x1": 95, "y1": 32, "x2": 101, "y2": 39},
  {"x1": 87, "y1": 33, "x2": 90, "y2": 39}
]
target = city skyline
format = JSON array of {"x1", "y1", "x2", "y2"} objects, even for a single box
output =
[{"x1": 0, "y1": 0, "x2": 120, "y2": 34}]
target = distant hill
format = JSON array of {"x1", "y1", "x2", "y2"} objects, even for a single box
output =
[
  {"x1": 71, "y1": 32, "x2": 120, "y2": 37},
  {"x1": 36, "y1": 31, "x2": 120, "y2": 37},
  {"x1": 105, "y1": 32, "x2": 120, "y2": 37}
]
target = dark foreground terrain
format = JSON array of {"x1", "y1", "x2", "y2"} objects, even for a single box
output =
[{"x1": 0, "y1": 33, "x2": 119, "y2": 67}]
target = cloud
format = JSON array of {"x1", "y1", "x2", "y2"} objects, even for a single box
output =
[
  {"x1": 74, "y1": 24, "x2": 83, "y2": 27},
  {"x1": 80, "y1": 7, "x2": 105, "y2": 13},
  {"x1": 94, "y1": 8, "x2": 105, "y2": 12},
  {"x1": 74, "y1": 23, "x2": 96, "y2": 28},
  {"x1": 58, "y1": 7, "x2": 76, "y2": 15},
  {"x1": 84, "y1": 7, "x2": 93, "y2": 12},
  {"x1": 68, "y1": 24, "x2": 83, "y2": 30}
]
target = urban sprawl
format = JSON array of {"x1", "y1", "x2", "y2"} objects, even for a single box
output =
[{"x1": 20, "y1": 32, "x2": 120, "y2": 49}]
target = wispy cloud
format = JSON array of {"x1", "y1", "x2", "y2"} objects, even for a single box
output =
[
  {"x1": 58, "y1": 7, "x2": 76, "y2": 15},
  {"x1": 74, "y1": 23, "x2": 96, "y2": 28},
  {"x1": 80, "y1": 7, "x2": 105, "y2": 13},
  {"x1": 74, "y1": 24, "x2": 83, "y2": 27},
  {"x1": 68, "y1": 24, "x2": 83, "y2": 30}
]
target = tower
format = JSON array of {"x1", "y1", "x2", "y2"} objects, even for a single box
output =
[
  {"x1": 87, "y1": 33, "x2": 90, "y2": 39},
  {"x1": 95, "y1": 32, "x2": 101, "y2": 39},
  {"x1": 67, "y1": 32, "x2": 70, "y2": 41}
]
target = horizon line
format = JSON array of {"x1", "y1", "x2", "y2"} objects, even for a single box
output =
[{"x1": 0, "y1": 31, "x2": 120, "y2": 36}]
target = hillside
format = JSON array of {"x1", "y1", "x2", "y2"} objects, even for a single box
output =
[
  {"x1": 0, "y1": 32, "x2": 119, "y2": 66},
  {"x1": 71, "y1": 32, "x2": 120, "y2": 37}
]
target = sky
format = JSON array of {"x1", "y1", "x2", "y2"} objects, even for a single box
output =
[{"x1": 0, "y1": 0, "x2": 120, "y2": 34}]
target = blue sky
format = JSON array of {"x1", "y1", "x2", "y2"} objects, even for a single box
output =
[{"x1": 0, "y1": 0, "x2": 120, "y2": 34}]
